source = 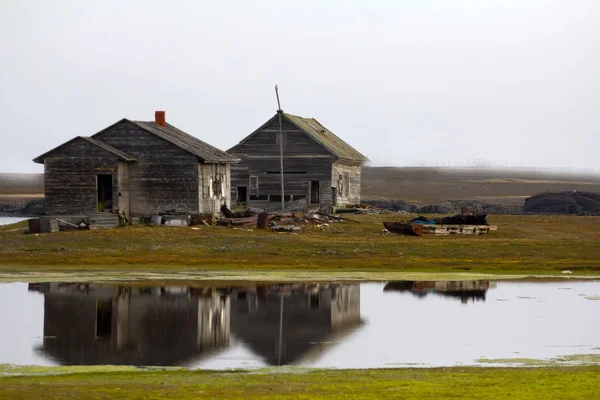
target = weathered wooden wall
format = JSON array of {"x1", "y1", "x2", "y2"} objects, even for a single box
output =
[
  {"x1": 230, "y1": 117, "x2": 336, "y2": 210},
  {"x1": 117, "y1": 161, "x2": 130, "y2": 215},
  {"x1": 94, "y1": 121, "x2": 200, "y2": 215},
  {"x1": 43, "y1": 138, "x2": 121, "y2": 215},
  {"x1": 198, "y1": 163, "x2": 231, "y2": 214},
  {"x1": 332, "y1": 162, "x2": 362, "y2": 206}
]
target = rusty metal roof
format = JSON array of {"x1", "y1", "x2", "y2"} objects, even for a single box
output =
[
  {"x1": 131, "y1": 121, "x2": 239, "y2": 163},
  {"x1": 33, "y1": 136, "x2": 137, "y2": 164},
  {"x1": 283, "y1": 113, "x2": 369, "y2": 162}
]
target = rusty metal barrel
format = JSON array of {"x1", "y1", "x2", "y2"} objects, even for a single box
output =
[
  {"x1": 28, "y1": 218, "x2": 40, "y2": 234},
  {"x1": 256, "y1": 212, "x2": 269, "y2": 229}
]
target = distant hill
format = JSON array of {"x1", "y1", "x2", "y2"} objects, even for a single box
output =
[
  {"x1": 0, "y1": 173, "x2": 44, "y2": 195},
  {"x1": 361, "y1": 167, "x2": 600, "y2": 203},
  {"x1": 1, "y1": 168, "x2": 599, "y2": 204}
]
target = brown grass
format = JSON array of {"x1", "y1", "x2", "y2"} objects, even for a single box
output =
[{"x1": 1, "y1": 214, "x2": 599, "y2": 276}]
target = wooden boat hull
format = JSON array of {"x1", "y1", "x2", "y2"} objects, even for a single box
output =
[{"x1": 384, "y1": 222, "x2": 497, "y2": 236}]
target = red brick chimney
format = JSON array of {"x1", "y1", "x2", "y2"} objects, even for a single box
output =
[{"x1": 155, "y1": 111, "x2": 166, "y2": 127}]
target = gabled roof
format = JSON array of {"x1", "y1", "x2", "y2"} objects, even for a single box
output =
[
  {"x1": 283, "y1": 113, "x2": 369, "y2": 162},
  {"x1": 230, "y1": 112, "x2": 368, "y2": 162},
  {"x1": 33, "y1": 136, "x2": 137, "y2": 164},
  {"x1": 129, "y1": 120, "x2": 239, "y2": 163}
]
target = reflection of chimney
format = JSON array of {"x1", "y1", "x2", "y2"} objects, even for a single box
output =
[{"x1": 155, "y1": 111, "x2": 166, "y2": 127}]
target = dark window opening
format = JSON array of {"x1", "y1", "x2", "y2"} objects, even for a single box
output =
[
  {"x1": 270, "y1": 195, "x2": 291, "y2": 203},
  {"x1": 310, "y1": 293, "x2": 320, "y2": 309},
  {"x1": 310, "y1": 181, "x2": 320, "y2": 204},
  {"x1": 96, "y1": 300, "x2": 112, "y2": 338},
  {"x1": 237, "y1": 186, "x2": 247, "y2": 205},
  {"x1": 293, "y1": 195, "x2": 306, "y2": 201},
  {"x1": 97, "y1": 174, "x2": 113, "y2": 212},
  {"x1": 249, "y1": 176, "x2": 259, "y2": 195},
  {"x1": 265, "y1": 171, "x2": 307, "y2": 174},
  {"x1": 250, "y1": 195, "x2": 268, "y2": 201},
  {"x1": 237, "y1": 291, "x2": 247, "y2": 301}
]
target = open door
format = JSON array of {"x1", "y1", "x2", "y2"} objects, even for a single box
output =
[
  {"x1": 237, "y1": 186, "x2": 247, "y2": 206},
  {"x1": 310, "y1": 181, "x2": 320, "y2": 204},
  {"x1": 97, "y1": 174, "x2": 113, "y2": 212}
]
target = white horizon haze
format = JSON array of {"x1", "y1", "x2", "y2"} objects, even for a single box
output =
[{"x1": 1, "y1": 0, "x2": 598, "y2": 173}]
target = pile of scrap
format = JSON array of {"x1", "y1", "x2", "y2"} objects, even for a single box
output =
[
  {"x1": 334, "y1": 203, "x2": 394, "y2": 215},
  {"x1": 216, "y1": 205, "x2": 258, "y2": 227},
  {"x1": 383, "y1": 213, "x2": 497, "y2": 236},
  {"x1": 214, "y1": 205, "x2": 360, "y2": 232}
]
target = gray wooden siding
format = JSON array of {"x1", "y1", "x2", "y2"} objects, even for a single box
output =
[
  {"x1": 43, "y1": 138, "x2": 121, "y2": 215},
  {"x1": 117, "y1": 161, "x2": 130, "y2": 215},
  {"x1": 198, "y1": 163, "x2": 231, "y2": 214},
  {"x1": 332, "y1": 162, "x2": 362, "y2": 206},
  {"x1": 94, "y1": 120, "x2": 200, "y2": 215},
  {"x1": 230, "y1": 117, "x2": 338, "y2": 210},
  {"x1": 231, "y1": 118, "x2": 334, "y2": 157}
]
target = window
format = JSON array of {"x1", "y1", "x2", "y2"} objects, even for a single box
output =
[
  {"x1": 214, "y1": 174, "x2": 224, "y2": 198},
  {"x1": 209, "y1": 174, "x2": 224, "y2": 199},
  {"x1": 249, "y1": 176, "x2": 259, "y2": 195}
]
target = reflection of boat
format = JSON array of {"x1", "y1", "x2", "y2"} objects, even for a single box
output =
[
  {"x1": 384, "y1": 280, "x2": 491, "y2": 303},
  {"x1": 384, "y1": 214, "x2": 497, "y2": 236}
]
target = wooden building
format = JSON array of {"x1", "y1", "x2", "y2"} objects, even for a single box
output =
[
  {"x1": 32, "y1": 283, "x2": 230, "y2": 366},
  {"x1": 230, "y1": 283, "x2": 362, "y2": 365},
  {"x1": 33, "y1": 112, "x2": 238, "y2": 221},
  {"x1": 228, "y1": 112, "x2": 368, "y2": 211}
]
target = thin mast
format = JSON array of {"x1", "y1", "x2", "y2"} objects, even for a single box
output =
[{"x1": 275, "y1": 85, "x2": 285, "y2": 212}]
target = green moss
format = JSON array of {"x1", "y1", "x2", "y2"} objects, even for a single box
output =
[
  {"x1": 0, "y1": 366, "x2": 599, "y2": 399},
  {"x1": 1, "y1": 215, "x2": 600, "y2": 277},
  {"x1": 477, "y1": 354, "x2": 600, "y2": 366}
]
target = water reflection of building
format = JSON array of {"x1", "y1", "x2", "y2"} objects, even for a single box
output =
[
  {"x1": 384, "y1": 280, "x2": 491, "y2": 304},
  {"x1": 230, "y1": 284, "x2": 362, "y2": 365},
  {"x1": 29, "y1": 283, "x2": 230, "y2": 366}
]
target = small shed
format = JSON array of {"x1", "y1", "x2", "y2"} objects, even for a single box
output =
[
  {"x1": 228, "y1": 112, "x2": 368, "y2": 211},
  {"x1": 33, "y1": 111, "x2": 239, "y2": 221}
]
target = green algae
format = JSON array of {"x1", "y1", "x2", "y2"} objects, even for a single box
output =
[
  {"x1": 477, "y1": 354, "x2": 600, "y2": 366},
  {"x1": 1, "y1": 269, "x2": 599, "y2": 284},
  {"x1": 1, "y1": 366, "x2": 599, "y2": 399}
]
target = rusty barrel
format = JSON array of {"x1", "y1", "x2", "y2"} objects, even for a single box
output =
[
  {"x1": 256, "y1": 212, "x2": 269, "y2": 229},
  {"x1": 28, "y1": 218, "x2": 40, "y2": 234}
]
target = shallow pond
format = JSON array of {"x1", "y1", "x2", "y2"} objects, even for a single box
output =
[
  {"x1": 0, "y1": 216, "x2": 29, "y2": 226},
  {"x1": 1, "y1": 280, "x2": 598, "y2": 369}
]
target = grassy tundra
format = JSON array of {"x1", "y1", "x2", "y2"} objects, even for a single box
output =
[
  {"x1": 1, "y1": 214, "x2": 600, "y2": 277},
  {"x1": 1, "y1": 366, "x2": 599, "y2": 399}
]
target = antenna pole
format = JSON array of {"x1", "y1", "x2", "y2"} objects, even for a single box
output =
[{"x1": 275, "y1": 85, "x2": 285, "y2": 212}]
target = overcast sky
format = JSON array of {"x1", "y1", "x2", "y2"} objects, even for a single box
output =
[{"x1": 1, "y1": 0, "x2": 598, "y2": 173}]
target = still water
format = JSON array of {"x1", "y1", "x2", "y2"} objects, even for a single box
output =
[
  {"x1": 0, "y1": 217, "x2": 28, "y2": 226},
  {"x1": 0, "y1": 280, "x2": 598, "y2": 369}
]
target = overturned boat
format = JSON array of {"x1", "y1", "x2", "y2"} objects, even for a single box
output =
[{"x1": 383, "y1": 213, "x2": 497, "y2": 236}]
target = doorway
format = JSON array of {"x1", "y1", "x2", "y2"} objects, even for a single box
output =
[
  {"x1": 237, "y1": 186, "x2": 247, "y2": 205},
  {"x1": 97, "y1": 174, "x2": 113, "y2": 212},
  {"x1": 310, "y1": 181, "x2": 320, "y2": 204},
  {"x1": 96, "y1": 299, "x2": 113, "y2": 338}
]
